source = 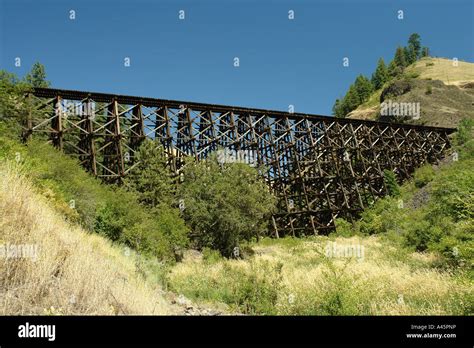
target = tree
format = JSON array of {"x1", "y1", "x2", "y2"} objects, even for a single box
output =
[
  {"x1": 408, "y1": 33, "x2": 422, "y2": 60},
  {"x1": 371, "y1": 58, "x2": 389, "y2": 90},
  {"x1": 178, "y1": 155, "x2": 276, "y2": 257},
  {"x1": 354, "y1": 74, "x2": 373, "y2": 103},
  {"x1": 24, "y1": 62, "x2": 50, "y2": 88},
  {"x1": 404, "y1": 46, "x2": 416, "y2": 65},
  {"x1": 332, "y1": 98, "x2": 344, "y2": 118},
  {"x1": 124, "y1": 139, "x2": 175, "y2": 207},
  {"x1": 388, "y1": 59, "x2": 404, "y2": 78},
  {"x1": 421, "y1": 47, "x2": 430, "y2": 58},
  {"x1": 343, "y1": 84, "x2": 360, "y2": 113},
  {"x1": 393, "y1": 46, "x2": 407, "y2": 68}
]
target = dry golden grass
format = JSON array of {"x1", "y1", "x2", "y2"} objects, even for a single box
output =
[
  {"x1": 406, "y1": 57, "x2": 474, "y2": 86},
  {"x1": 0, "y1": 163, "x2": 177, "y2": 315},
  {"x1": 348, "y1": 57, "x2": 474, "y2": 123},
  {"x1": 169, "y1": 235, "x2": 473, "y2": 315}
]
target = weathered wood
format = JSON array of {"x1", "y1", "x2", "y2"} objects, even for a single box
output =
[{"x1": 24, "y1": 88, "x2": 455, "y2": 236}]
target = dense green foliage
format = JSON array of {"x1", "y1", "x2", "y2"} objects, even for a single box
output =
[
  {"x1": 342, "y1": 119, "x2": 474, "y2": 272},
  {"x1": 178, "y1": 155, "x2": 276, "y2": 257},
  {"x1": 371, "y1": 58, "x2": 389, "y2": 90},
  {"x1": 123, "y1": 139, "x2": 175, "y2": 207},
  {"x1": 383, "y1": 169, "x2": 401, "y2": 197},
  {"x1": 333, "y1": 33, "x2": 428, "y2": 118},
  {"x1": 25, "y1": 62, "x2": 50, "y2": 88}
]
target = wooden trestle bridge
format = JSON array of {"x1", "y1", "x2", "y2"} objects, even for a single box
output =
[{"x1": 23, "y1": 88, "x2": 455, "y2": 237}]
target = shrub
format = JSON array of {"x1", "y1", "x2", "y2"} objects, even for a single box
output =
[
  {"x1": 359, "y1": 197, "x2": 401, "y2": 235},
  {"x1": 425, "y1": 85, "x2": 432, "y2": 94},
  {"x1": 383, "y1": 169, "x2": 401, "y2": 197},
  {"x1": 333, "y1": 218, "x2": 354, "y2": 237},
  {"x1": 380, "y1": 80, "x2": 412, "y2": 102},
  {"x1": 222, "y1": 261, "x2": 283, "y2": 314},
  {"x1": 202, "y1": 247, "x2": 222, "y2": 264},
  {"x1": 430, "y1": 162, "x2": 474, "y2": 221},
  {"x1": 120, "y1": 205, "x2": 189, "y2": 262},
  {"x1": 178, "y1": 154, "x2": 276, "y2": 257},
  {"x1": 414, "y1": 165, "x2": 435, "y2": 188},
  {"x1": 432, "y1": 220, "x2": 474, "y2": 269},
  {"x1": 402, "y1": 211, "x2": 443, "y2": 251},
  {"x1": 454, "y1": 118, "x2": 474, "y2": 147}
]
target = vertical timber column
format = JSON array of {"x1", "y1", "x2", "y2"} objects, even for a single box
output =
[
  {"x1": 185, "y1": 107, "x2": 198, "y2": 160},
  {"x1": 163, "y1": 106, "x2": 177, "y2": 175},
  {"x1": 113, "y1": 99, "x2": 125, "y2": 180},
  {"x1": 51, "y1": 96, "x2": 63, "y2": 150},
  {"x1": 22, "y1": 92, "x2": 33, "y2": 142},
  {"x1": 82, "y1": 98, "x2": 97, "y2": 175},
  {"x1": 131, "y1": 104, "x2": 145, "y2": 158}
]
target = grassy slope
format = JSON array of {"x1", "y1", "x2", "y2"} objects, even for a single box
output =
[
  {"x1": 169, "y1": 234, "x2": 471, "y2": 315},
  {"x1": 406, "y1": 57, "x2": 474, "y2": 86},
  {"x1": 348, "y1": 57, "x2": 474, "y2": 127},
  {"x1": 0, "y1": 162, "x2": 182, "y2": 314}
]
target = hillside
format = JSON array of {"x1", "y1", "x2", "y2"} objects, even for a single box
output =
[
  {"x1": 348, "y1": 58, "x2": 474, "y2": 128},
  {"x1": 0, "y1": 162, "x2": 181, "y2": 315}
]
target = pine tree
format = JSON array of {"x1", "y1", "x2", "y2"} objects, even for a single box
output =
[
  {"x1": 371, "y1": 58, "x2": 389, "y2": 90},
  {"x1": 404, "y1": 46, "x2": 416, "y2": 65},
  {"x1": 354, "y1": 74, "x2": 373, "y2": 103},
  {"x1": 332, "y1": 98, "x2": 344, "y2": 118},
  {"x1": 421, "y1": 47, "x2": 430, "y2": 57},
  {"x1": 408, "y1": 33, "x2": 422, "y2": 60},
  {"x1": 25, "y1": 62, "x2": 50, "y2": 88},
  {"x1": 394, "y1": 46, "x2": 407, "y2": 68},
  {"x1": 388, "y1": 59, "x2": 403, "y2": 78},
  {"x1": 343, "y1": 84, "x2": 360, "y2": 114}
]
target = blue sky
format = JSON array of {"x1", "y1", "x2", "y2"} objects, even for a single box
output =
[{"x1": 0, "y1": 0, "x2": 473, "y2": 115}]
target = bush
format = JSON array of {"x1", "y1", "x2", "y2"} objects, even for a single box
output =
[
  {"x1": 222, "y1": 261, "x2": 283, "y2": 314},
  {"x1": 202, "y1": 247, "x2": 222, "y2": 264},
  {"x1": 120, "y1": 205, "x2": 189, "y2": 262},
  {"x1": 383, "y1": 169, "x2": 401, "y2": 197},
  {"x1": 359, "y1": 197, "x2": 401, "y2": 235},
  {"x1": 430, "y1": 162, "x2": 474, "y2": 221},
  {"x1": 414, "y1": 165, "x2": 435, "y2": 188},
  {"x1": 178, "y1": 154, "x2": 276, "y2": 257},
  {"x1": 454, "y1": 118, "x2": 474, "y2": 147},
  {"x1": 432, "y1": 220, "x2": 474, "y2": 269},
  {"x1": 333, "y1": 218, "x2": 354, "y2": 237},
  {"x1": 380, "y1": 80, "x2": 412, "y2": 102}
]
